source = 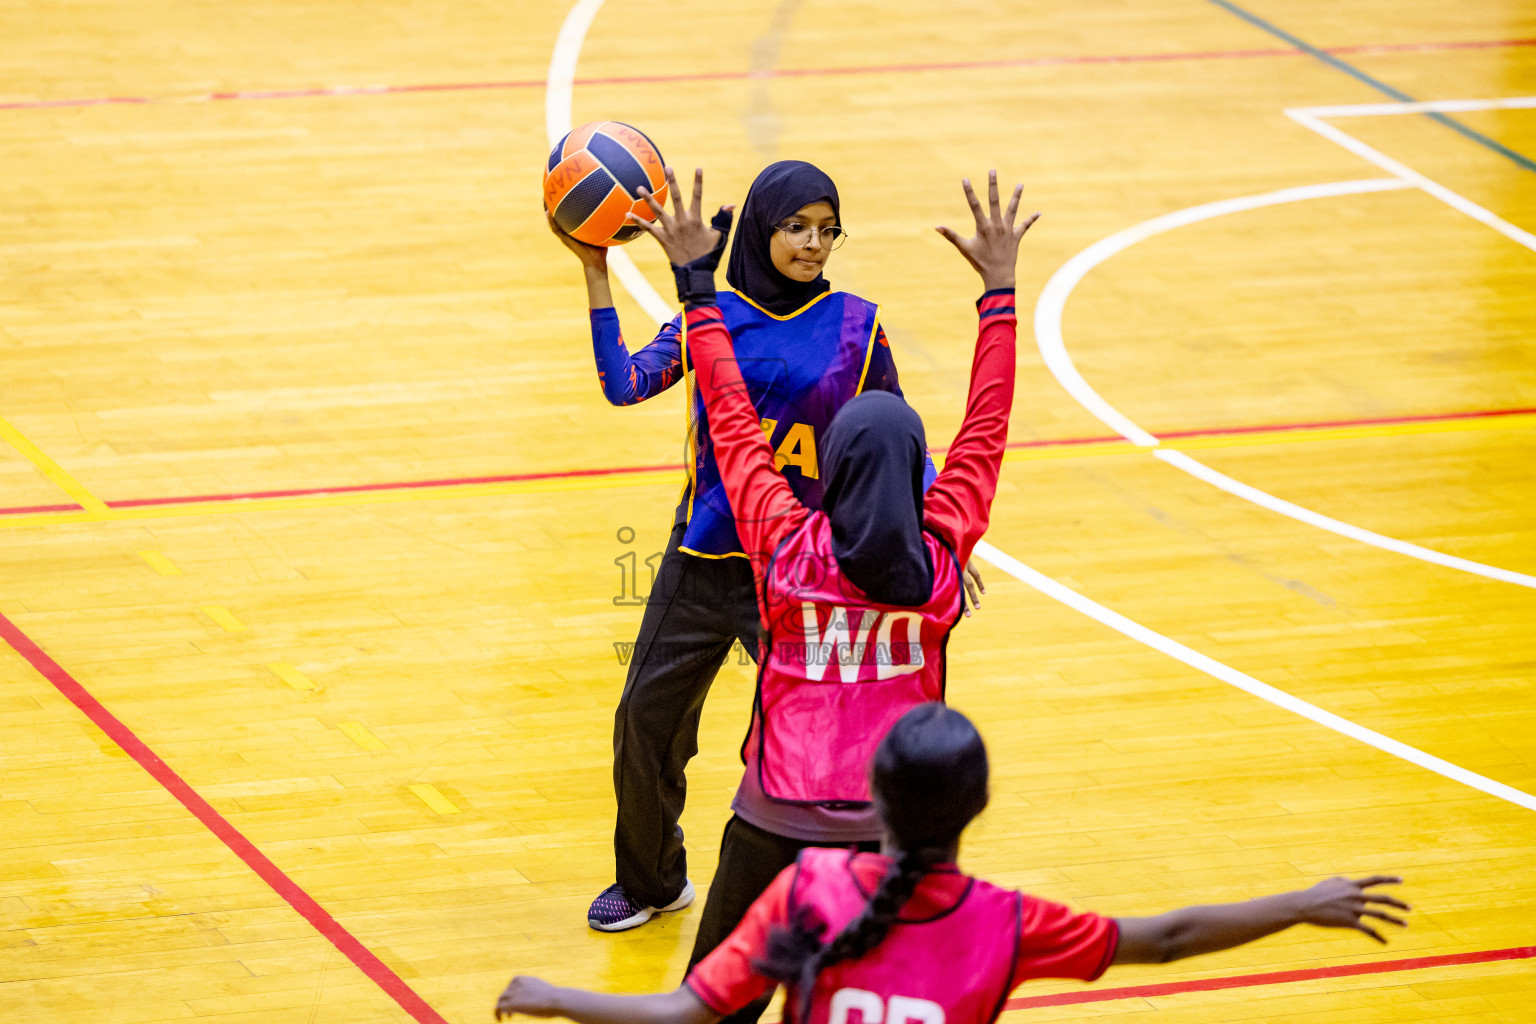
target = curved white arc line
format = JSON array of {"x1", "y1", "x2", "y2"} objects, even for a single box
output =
[
  {"x1": 1033, "y1": 177, "x2": 1410, "y2": 449},
  {"x1": 547, "y1": 4, "x2": 1536, "y2": 812},
  {"x1": 1035, "y1": 177, "x2": 1536, "y2": 589},
  {"x1": 609, "y1": 253, "x2": 676, "y2": 325},
  {"x1": 1156, "y1": 449, "x2": 1536, "y2": 587},
  {"x1": 545, "y1": 0, "x2": 605, "y2": 147},
  {"x1": 972, "y1": 541, "x2": 1536, "y2": 813},
  {"x1": 547, "y1": 0, "x2": 677, "y2": 326}
]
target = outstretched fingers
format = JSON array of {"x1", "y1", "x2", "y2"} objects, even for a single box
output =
[
  {"x1": 1364, "y1": 891, "x2": 1412, "y2": 912},
  {"x1": 624, "y1": 211, "x2": 661, "y2": 239},
  {"x1": 960, "y1": 177, "x2": 984, "y2": 225},
  {"x1": 1347, "y1": 875, "x2": 1409, "y2": 939},
  {"x1": 987, "y1": 169, "x2": 1000, "y2": 221},
  {"x1": 635, "y1": 184, "x2": 668, "y2": 221},
  {"x1": 661, "y1": 166, "x2": 686, "y2": 218},
  {"x1": 690, "y1": 167, "x2": 705, "y2": 218},
  {"x1": 1353, "y1": 921, "x2": 1387, "y2": 943},
  {"x1": 626, "y1": 194, "x2": 663, "y2": 238},
  {"x1": 1016, "y1": 209, "x2": 1041, "y2": 240},
  {"x1": 1003, "y1": 182, "x2": 1023, "y2": 228},
  {"x1": 933, "y1": 224, "x2": 976, "y2": 266}
]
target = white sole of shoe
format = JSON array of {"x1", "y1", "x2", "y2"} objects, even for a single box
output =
[
  {"x1": 587, "y1": 879, "x2": 695, "y2": 932},
  {"x1": 658, "y1": 878, "x2": 695, "y2": 913}
]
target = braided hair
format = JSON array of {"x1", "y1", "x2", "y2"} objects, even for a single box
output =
[{"x1": 754, "y1": 703, "x2": 990, "y2": 1022}]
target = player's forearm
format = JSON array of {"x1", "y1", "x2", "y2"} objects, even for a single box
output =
[
  {"x1": 583, "y1": 263, "x2": 615, "y2": 310},
  {"x1": 1115, "y1": 893, "x2": 1304, "y2": 964},
  {"x1": 591, "y1": 312, "x2": 684, "y2": 406},
  {"x1": 543, "y1": 985, "x2": 717, "y2": 1024},
  {"x1": 589, "y1": 308, "x2": 644, "y2": 406},
  {"x1": 923, "y1": 293, "x2": 1017, "y2": 558},
  {"x1": 954, "y1": 292, "x2": 1018, "y2": 469}
]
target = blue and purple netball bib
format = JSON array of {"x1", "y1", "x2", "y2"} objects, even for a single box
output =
[{"x1": 680, "y1": 290, "x2": 880, "y2": 558}]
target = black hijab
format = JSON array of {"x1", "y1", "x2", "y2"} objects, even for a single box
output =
[
  {"x1": 726, "y1": 160, "x2": 839, "y2": 315},
  {"x1": 820, "y1": 391, "x2": 934, "y2": 606}
]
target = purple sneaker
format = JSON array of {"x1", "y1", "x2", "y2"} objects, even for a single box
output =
[{"x1": 587, "y1": 879, "x2": 695, "y2": 932}]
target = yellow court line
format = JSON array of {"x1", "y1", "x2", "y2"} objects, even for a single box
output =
[
  {"x1": 1000, "y1": 439, "x2": 1141, "y2": 464},
  {"x1": 267, "y1": 662, "x2": 317, "y2": 691},
  {"x1": 139, "y1": 550, "x2": 182, "y2": 575},
  {"x1": 0, "y1": 415, "x2": 1531, "y2": 531},
  {"x1": 338, "y1": 722, "x2": 387, "y2": 751},
  {"x1": 407, "y1": 783, "x2": 461, "y2": 815},
  {"x1": 0, "y1": 413, "x2": 110, "y2": 514},
  {"x1": 203, "y1": 605, "x2": 248, "y2": 632}
]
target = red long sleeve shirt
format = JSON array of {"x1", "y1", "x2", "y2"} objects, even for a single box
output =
[{"x1": 684, "y1": 289, "x2": 1018, "y2": 592}]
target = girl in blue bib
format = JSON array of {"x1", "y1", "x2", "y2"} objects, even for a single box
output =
[{"x1": 549, "y1": 161, "x2": 981, "y2": 933}]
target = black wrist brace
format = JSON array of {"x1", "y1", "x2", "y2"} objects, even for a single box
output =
[{"x1": 672, "y1": 207, "x2": 735, "y2": 310}]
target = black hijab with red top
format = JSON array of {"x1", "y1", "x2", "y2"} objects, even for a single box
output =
[
  {"x1": 820, "y1": 391, "x2": 935, "y2": 607},
  {"x1": 726, "y1": 160, "x2": 839, "y2": 316}
]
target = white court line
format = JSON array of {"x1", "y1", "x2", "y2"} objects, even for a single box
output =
[
  {"x1": 1034, "y1": 178, "x2": 1536, "y2": 589},
  {"x1": 546, "y1": 0, "x2": 1536, "y2": 812},
  {"x1": 974, "y1": 541, "x2": 1536, "y2": 812},
  {"x1": 1286, "y1": 106, "x2": 1536, "y2": 255},
  {"x1": 1292, "y1": 96, "x2": 1536, "y2": 119},
  {"x1": 546, "y1": 0, "x2": 678, "y2": 327},
  {"x1": 1035, "y1": 178, "x2": 1410, "y2": 450}
]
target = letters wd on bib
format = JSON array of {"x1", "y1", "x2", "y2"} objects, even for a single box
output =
[{"x1": 752, "y1": 519, "x2": 962, "y2": 806}]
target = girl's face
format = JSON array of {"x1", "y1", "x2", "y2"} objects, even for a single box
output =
[{"x1": 768, "y1": 201, "x2": 837, "y2": 282}]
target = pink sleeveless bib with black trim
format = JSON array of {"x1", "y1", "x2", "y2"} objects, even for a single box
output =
[
  {"x1": 748, "y1": 514, "x2": 963, "y2": 806},
  {"x1": 787, "y1": 849, "x2": 1021, "y2": 1024}
]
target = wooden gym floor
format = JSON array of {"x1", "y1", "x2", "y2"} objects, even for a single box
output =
[{"x1": 2, "y1": 1, "x2": 1534, "y2": 1021}]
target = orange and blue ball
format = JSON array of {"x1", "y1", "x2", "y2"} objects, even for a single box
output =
[{"x1": 543, "y1": 121, "x2": 669, "y2": 246}]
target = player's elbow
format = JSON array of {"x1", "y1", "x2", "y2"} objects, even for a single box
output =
[
  {"x1": 1141, "y1": 929, "x2": 1185, "y2": 964},
  {"x1": 600, "y1": 383, "x2": 640, "y2": 407},
  {"x1": 1151, "y1": 932, "x2": 1187, "y2": 963},
  {"x1": 1112, "y1": 916, "x2": 1189, "y2": 965}
]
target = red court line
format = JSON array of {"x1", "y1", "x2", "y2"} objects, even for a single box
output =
[
  {"x1": 3, "y1": 609, "x2": 1530, "y2": 1019},
  {"x1": 0, "y1": 502, "x2": 82, "y2": 515},
  {"x1": 2, "y1": 405, "x2": 1530, "y2": 518},
  {"x1": 3, "y1": 38, "x2": 1533, "y2": 111},
  {"x1": 104, "y1": 460, "x2": 686, "y2": 508},
  {"x1": 0, "y1": 610, "x2": 451, "y2": 1024},
  {"x1": 1159, "y1": 405, "x2": 1536, "y2": 437},
  {"x1": 1333, "y1": 38, "x2": 1536, "y2": 55},
  {"x1": 95, "y1": 404, "x2": 1532, "y2": 509},
  {"x1": 0, "y1": 95, "x2": 150, "y2": 110},
  {"x1": 1005, "y1": 944, "x2": 1536, "y2": 1010},
  {"x1": 570, "y1": 37, "x2": 1536, "y2": 88}
]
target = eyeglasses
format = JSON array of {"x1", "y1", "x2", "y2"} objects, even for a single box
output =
[{"x1": 775, "y1": 222, "x2": 848, "y2": 250}]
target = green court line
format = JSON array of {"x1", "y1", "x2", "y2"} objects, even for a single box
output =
[{"x1": 1207, "y1": 0, "x2": 1536, "y2": 173}]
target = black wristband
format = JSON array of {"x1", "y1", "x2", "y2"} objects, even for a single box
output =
[{"x1": 674, "y1": 265, "x2": 718, "y2": 310}]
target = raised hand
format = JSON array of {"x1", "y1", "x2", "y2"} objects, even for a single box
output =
[
  {"x1": 936, "y1": 170, "x2": 1039, "y2": 291},
  {"x1": 630, "y1": 166, "x2": 734, "y2": 267},
  {"x1": 1295, "y1": 876, "x2": 1410, "y2": 943}
]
